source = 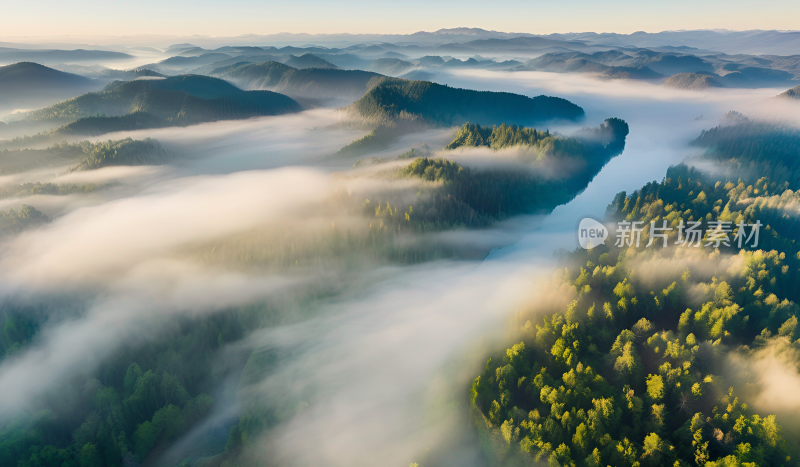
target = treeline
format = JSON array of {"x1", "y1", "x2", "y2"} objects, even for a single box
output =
[
  {"x1": 445, "y1": 123, "x2": 554, "y2": 151},
  {"x1": 444, "y1": 118, "x2": 629, "y2": 160},
  {"x1": 0, "y1": 182, "x2": 97, "y2": 200}
]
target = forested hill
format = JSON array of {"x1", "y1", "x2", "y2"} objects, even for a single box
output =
[
  {"x1": 0, "y1": 62, "x2": 100, "y2": 110},
  {"x1": 356, "y1": 119, "x2": 628, "y2": 235},
  {"x1": 345, "y1": 77, "x2": 585, "y2": 127},
  {"x1": 211, "y1": 61, "x2": 382, "y2": 98},
  {"x1": 21, "y1": 75, "x2": 302, "y2": 135},
  {"x1": 687, "y1": 113, "x2": 800, "y2": 188}
]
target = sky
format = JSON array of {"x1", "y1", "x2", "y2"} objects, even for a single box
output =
[{"x1": 2, "y1": 0, "x2": 799, "y2": 39}]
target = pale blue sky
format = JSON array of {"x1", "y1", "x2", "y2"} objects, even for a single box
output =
[{"x1": 2, "y1": 0, "x2": 798, "y2": 38}]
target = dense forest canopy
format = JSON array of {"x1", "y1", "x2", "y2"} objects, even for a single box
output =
[
  {"x1": 5, "y1": 30, "x2": 800, "y2": 467},
  {"x1": 471, "y1": 115, "x2": 800, "y2": 467}
]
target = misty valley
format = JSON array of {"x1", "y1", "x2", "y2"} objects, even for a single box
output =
[{"x1": 1, "y1": 24, "x2": 800, "y2": 467}]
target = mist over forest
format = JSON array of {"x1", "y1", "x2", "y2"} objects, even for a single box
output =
[{"x1": 1, "y1": 18, "x2": 800, "y2": 467}]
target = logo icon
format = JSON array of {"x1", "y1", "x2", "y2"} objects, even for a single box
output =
[{"x1": 578, "y1": 218, "x2": 608, "y2": 249}]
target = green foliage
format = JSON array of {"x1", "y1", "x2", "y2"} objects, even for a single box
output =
[
  {"x1": 0, "y1": 315, "x2": 226, "y2": 467},
  {"x1": 0, "y1": 181, "x2": 97, "y2": 200},
  {"x1": 0, "y1": 204, "x2": 47, "y2": 236},
  {"x1": 402, "y1": 157, "x2": 465, "y2": 182},
  {"x1": 472, "y1": 214, "x2": 799, "y2": 465},
  {"x1": 471, "y1": 115, "x2": 800, "y2": 466},
  {"x1": 358, "y1": 119, "x2": 628, "y2": 236},
  {"x1": 69, "y1": 138, "x2": 169, "y2": 171}
]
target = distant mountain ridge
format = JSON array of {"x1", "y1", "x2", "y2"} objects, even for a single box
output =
[
  {"x1": 131, "y1": 28, "x2": 800, "y2": 55},
  {"x1": 513, "y1": 48, "x2": 799, "y2": 87}
]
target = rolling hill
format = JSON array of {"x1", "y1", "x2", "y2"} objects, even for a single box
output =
[
  {"x1": 211, "y1": 61, "x2": 381, "y2": 99},
  {"x1": 345, "y1": 77, "x2": 584, "y2": 127},
  {"x1": 22, "y1": 74, "x2": 302, "y2": 135},
  {"x1": 0, "y1": 62, "x2": 101, "y2": 112}
]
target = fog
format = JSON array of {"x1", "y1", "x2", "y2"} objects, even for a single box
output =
[
  {"x1": 0, "y1": 61, "x2": 797, "y2": 466},
  {"x1": 1, "y1": 168, "x2": 332, "y2": 285},
  {"x1": 724, "y1": 338, "x2": 800, "y2": 431}
]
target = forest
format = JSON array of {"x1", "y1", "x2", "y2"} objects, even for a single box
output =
[
  {"x1": 360, "y1": 118, "x2": 628, "y2": 231},
  {"x1": 1, "y1": 22, "x2": 799, "y2": 467},
  {"x1": 471, "y1": 117, "x2": 800, "y2": 467},
  {"x1": 688, "y1": 112, "x2": 800, "y2": 188}
]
